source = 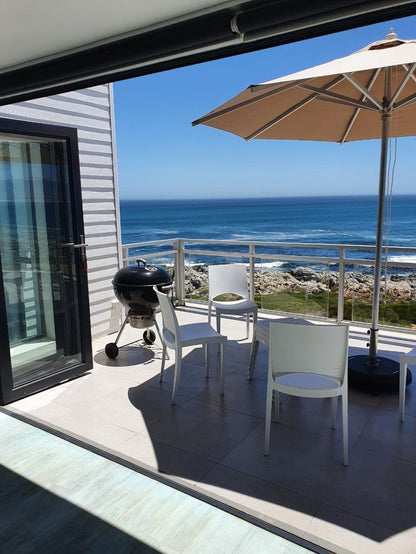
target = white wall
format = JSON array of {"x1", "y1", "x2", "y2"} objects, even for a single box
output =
[{"x1": 0, "y1": 85, "x2": 122, "y2": 338}]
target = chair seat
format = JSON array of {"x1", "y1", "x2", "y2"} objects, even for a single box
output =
[
  {"x1": 275, "y1": 372, "x2": 341, "y2": 395},
  {"x1": 180, "y1": 323, "x2": 226, "y2": 346},
  {"x1": 213, "y1": 299, "x2": 258, "y2": 315},
  {"x1": 255, "y1": 317, "x2": 313, "y2": 346}
]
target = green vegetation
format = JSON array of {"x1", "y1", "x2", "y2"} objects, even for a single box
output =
[
  {"x1": 256, "y1": 291, "x2": 416, "y2": 328},
  {"x1": 189, "y1": 287, "x2": 415, "y2": 328}
]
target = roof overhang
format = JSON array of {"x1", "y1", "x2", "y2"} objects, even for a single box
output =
[{"x1": 1, "y1": 0, "x2": 416, "y2": 105}]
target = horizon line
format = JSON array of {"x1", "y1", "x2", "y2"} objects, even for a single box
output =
[{"x1": 119, "y1": 193, "x2": 416, "y2": 202}]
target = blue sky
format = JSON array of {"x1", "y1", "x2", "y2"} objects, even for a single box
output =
[{"x1": 114, "y1": 16, "x2": 416, "y2": 200}]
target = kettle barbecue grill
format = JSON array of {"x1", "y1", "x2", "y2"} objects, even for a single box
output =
[{"x1": 105, "y1": 259, "x2": 172, "y2": 358}]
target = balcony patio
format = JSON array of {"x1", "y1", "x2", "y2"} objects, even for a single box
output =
[{"x1": 4, "y1": 304, "x2": 416, "y2": 554}]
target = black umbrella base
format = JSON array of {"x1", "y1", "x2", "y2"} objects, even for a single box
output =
[{"x1": 349, "y1": 355, "x2": 412, "y2": 393}]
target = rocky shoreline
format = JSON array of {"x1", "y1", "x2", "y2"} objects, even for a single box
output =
[{"x1": 185, "y1": 265, "x2": 416, "y2": 300}]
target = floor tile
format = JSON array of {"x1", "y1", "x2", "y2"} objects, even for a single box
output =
[
  {"x1": 221, "y1": 423, "x2": 345, "y2": 501},
  {"x1": 307, "y1": 504, "x2": 396, "y2": 553},
  {"x1": 117, "y1": 430, "x2": 215, "y2": 482},
  {"x1": 144, "y1": 399, "x2": 260, "y2": 463},
  {"x1": 52, "y1": 408, "x2": 137, "y2": 450},
  {"x1": 324, "y1": 445, "x2": 416, "y2": 532},
  {"x1": 356, "y1": 407, "x2": 416, "y2": 463},
  {"x1": 195, "y1": 464, "x2": 319, "y2": 535},
  {"x1": 193, "y1": 371, "x2": 268, "y2": 418},
  {"x1": 273, "y1": 394, "x2": 375, "y2": 446}
]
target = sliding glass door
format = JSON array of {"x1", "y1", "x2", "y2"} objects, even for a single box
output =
[{"x1": 0, "y1": 118, "x2": 92, "y2": 404}]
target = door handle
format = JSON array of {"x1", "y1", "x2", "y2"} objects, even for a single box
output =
[
  {"x1": 61, "y1": 236, "x2": 87, "y2": 265},
  {"x1": 62, "y1": 236, "x2": 88, "y2": 249},
  {"x1": 61, "y1": 242, "x2": 88, "y2": 248}
]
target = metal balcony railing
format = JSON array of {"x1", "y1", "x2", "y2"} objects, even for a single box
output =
[{"x1": 122, "y1": 238, "x2": 416, "y2": 330}]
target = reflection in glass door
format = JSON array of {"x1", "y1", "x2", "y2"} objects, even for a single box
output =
[{"x1": 0, "y1": 120, "x2": 92, "y2": 403}]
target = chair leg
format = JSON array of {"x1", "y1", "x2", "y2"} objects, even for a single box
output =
[
  {"x1": 160, "y1": 343, "x2": 167, "y2": 382},
  {"x1": 216, "y1": 312, "x2": 221, "y2": 333},
  {"x1": 220, "y1": 342, "x2": 224, "y2": 396},
  {"x1": 399, "y1": 359, "x2": 407, "y2": 422},
  {"x1": 342, "y1": 392, "x2": 348, "y2": 466},
  {"x1": 171, "y1": 349, "x2": 182, "y2": 405},
  {"x1": 273, "y1": 390, "x2": 280, "y2": 422},
  {"x1": 264, "y1": 385, "x2": 274, "y2": 455},
  {"x1": 245, "y1": 313, "x2": 250, "y2": 339},
  {"x1": 251, "y1": 310, "x2": 258, "y2": 340},
  {"x1": 331, "y1": 396, "x2": 338, "y2": 429},
  {"x1": 216, "y1": 313, "x2": 221, "y2": 353},
  {"x1": 205, "y1": 344, "x2": 209, "y2": 378},
  {"x1": 248, "y1": 339, "x2": 259, "y2": 380},
  {"x1": 208, "y1": 301, "x2": 212, "y2": 324}
]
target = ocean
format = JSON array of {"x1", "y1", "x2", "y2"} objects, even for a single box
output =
[{"x1": 120, "y1": 196, "x2": 416, "y2": 271}]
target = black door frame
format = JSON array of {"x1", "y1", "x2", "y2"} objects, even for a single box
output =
[{"x1": 0, "y1": 117, "x2": 92, "y2": 405}]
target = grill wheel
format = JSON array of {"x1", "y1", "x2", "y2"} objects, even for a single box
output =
[
  {"x1": 143, "y1": 329, "x2": 156, "y2": 345},
  {"x1": 105, "y1": 342, "x2": 119, "y2": 359}
]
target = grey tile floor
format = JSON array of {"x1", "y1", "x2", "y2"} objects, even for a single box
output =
[{"x1": 6, "y1": 305, "x2": 416, "y2": 554}]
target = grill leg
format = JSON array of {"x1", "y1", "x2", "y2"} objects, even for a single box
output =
[{"x1": 114, "y1": 314, "x2": 130, "y2": 346}]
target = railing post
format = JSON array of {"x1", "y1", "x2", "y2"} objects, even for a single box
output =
[
  {"x1": 337, "y1": 247, "x2": 345, "y2": 323},
  {"x1": 122, "y1": 245, "x2": 129, "y2": 267},
  {"x1": 174, "y1": 239, "x2": 185, "y2": 306},
  {"x1": 249, "y1": 244, "x2": 255, "y2": 302}
]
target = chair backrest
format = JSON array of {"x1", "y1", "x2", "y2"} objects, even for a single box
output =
[
  {"x1": 154, "y1": 286, "x2": 179, "y2": 344},
  {"x1": 268, "y1": 322, "x2": 349, "y2": 382},
  {"x1": 208, "y1": 264, "x2": 249, "y2": 301}
]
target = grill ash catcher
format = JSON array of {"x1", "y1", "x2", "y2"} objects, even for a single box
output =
[{"x1": 105, "y1": 259, "x2": 172, "y2": 359}]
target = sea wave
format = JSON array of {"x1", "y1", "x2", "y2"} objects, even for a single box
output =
[
  {"x1": 255, "y1": 261, "x2": 286, "y2": 269},
  {"x1": 388, "y1": 254, "x2": 416, "y2": 265}
]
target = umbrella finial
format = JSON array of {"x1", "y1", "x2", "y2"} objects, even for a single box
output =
[{"x1": 385, "y1": 28, "x2": 397, "y2": 40}]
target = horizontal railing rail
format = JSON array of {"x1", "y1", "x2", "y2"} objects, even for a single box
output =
[{"x1": 122, "y1": 238, "x2": 416, "y2": 327}]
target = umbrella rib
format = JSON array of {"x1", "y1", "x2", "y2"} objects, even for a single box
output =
[
  {"x1": 341, "y1": 68, "x2": 381, "y2": 144},
  {"x1": 243, "y1": 75, "x2": 349, "y2": 141},
  {"x1": 342, "y1": 73, "x2": 383, "y2": 110},
  {"x1": 192, "y1": 80, "x2": 309, "y2": 126},
  {"x1": 388, "y1": 62, "x2": 416, "y2": 109},
  {"x1": 192, "y1": 74, "x2": 345, "y2": 127},
  {"x1": 244, "y1": 94, "x2": 317, "y2": 140},
  {"x1": 395, "y1": 90, "x2": 416, "y2": 109},
  {"x1": 298, "y1": 84, "x2": 378, "y2": 111},
  {"x1": 402, "y1": 64, "x2": 416, "y2": 83}
]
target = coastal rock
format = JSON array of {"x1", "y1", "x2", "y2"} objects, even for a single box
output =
[
  {"x1": 290, "y1": 267, "x2": 319, "y2": 281},
  {"x1": 184, "y1": 266, "x2": 208, "y2": 295},
  {"x1": 183, "y1": 264, "x2": 416, "y2": 301}
]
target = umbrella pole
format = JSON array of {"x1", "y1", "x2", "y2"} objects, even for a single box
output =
[
  {"x1": 368, "y1": 110, "x2": 391, "y2": 363},
  {"x1": 349, "y1": 105, "x2": 412, "y2": 390}
]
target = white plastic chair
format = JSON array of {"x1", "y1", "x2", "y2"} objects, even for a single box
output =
[
  {"x1": 208, "y1": 264, "x2": 258, "y2": 338},
  {"x1": 154, "y1": 286, "x2": 227, "y2": 404},
  {"x1": 264, "y1": 322, "x2": 349, "y2": 466}
]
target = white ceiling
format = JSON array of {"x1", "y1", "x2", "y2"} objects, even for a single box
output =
[{"x1": 0, "y1": 0, "x2": 233, "y2": 72}]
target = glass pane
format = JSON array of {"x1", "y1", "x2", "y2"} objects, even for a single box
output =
[
  {"x1": 0, "y1": 135, "x2": 82, "y2": 386},
  {"x1": 348, "y1": 265, "x2": 374, "y2": 325},
  {"x1": 257, "y1": 259, "x2": 331, "y2": 319},
  {"x1": 379, "y1": 265, "x2": 416, "y2": 329}
]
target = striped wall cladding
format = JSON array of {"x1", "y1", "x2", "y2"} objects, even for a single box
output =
[{"x1": 0, "y1": 85, "x2": 122, "y2": 338}]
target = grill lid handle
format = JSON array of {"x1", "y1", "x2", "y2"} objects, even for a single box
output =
[{"x1": 136, "y1": 259, "x2": 147, "y2": 268}]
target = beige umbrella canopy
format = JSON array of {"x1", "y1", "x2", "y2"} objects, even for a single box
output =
[
  {"x1": 193, "y1": 30, "x2": 416, "y2": 388},
  {"x1": 193, "y1": 30, "x2": 416, "y2": 143}
]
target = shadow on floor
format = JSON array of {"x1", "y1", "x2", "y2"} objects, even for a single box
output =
[
  {"x1": 124, "y1": 341, "x2": 416, "y2": 545},
  {"x1": 0, "y1": 464, "x2": 157, "y2": 553}
]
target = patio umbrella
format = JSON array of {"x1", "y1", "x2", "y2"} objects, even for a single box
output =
[{"x1": 192, "y1": 30, "x2": 416, "y2": 389}]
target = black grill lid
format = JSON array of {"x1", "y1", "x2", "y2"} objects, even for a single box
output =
[{"x1": 113, "y1": 259, "x2": 171, "y2": 287}]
